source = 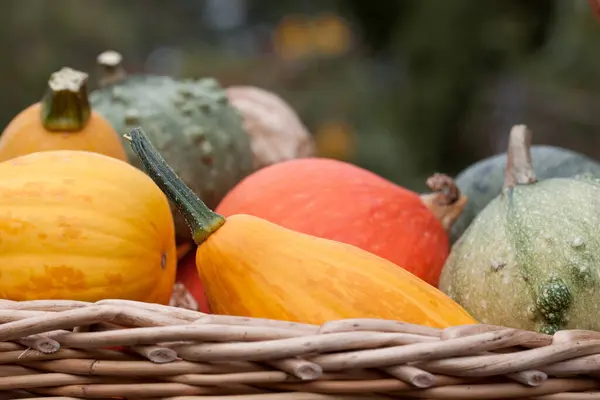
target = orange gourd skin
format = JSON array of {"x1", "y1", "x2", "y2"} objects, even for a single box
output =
[
  {"x1": 0, "y1": 103, "x2": 128, "y2": 163},
  {"x1": 196, "y1": 214, "x2": 476, "y2": 328},
  {"x1": 0, "y1": 151, "x2": 176, "y2": 303},
  {"x1": 216, "y1": 158, "x2": 449, "y2": 286}
]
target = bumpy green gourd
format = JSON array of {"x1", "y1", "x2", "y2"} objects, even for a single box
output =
[
  {"x1": 89, "y1": 51, "x2": 254, "y2": 242},
  {"x1": 440, "y1": 125, "x2": 600, "y2": 334},
  {"x1": 451, "y1": 145, "x2": 600, "y2": 244}
]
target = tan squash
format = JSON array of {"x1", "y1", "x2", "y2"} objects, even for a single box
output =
[{"x1": 226, "y1": 85, "x2": 315, "y2": 169}]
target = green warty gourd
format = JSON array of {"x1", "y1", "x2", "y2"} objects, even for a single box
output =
[{"x1": 89, "y1": 51, "x2": 254, "y2": 242}]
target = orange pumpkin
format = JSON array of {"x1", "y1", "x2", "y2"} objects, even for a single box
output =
[
  {"x1": 0, "y1": 67, "x2": 127, "y2": 162},
  {"x1": 216, "y1": 158, "x2": 466, "y2": 286},
  {"x1": 125, "y1": 128, "x2": 476, "y2": 328},
  {"x1": 0, "y1": 150, "x2": 176, "y2": 303}
]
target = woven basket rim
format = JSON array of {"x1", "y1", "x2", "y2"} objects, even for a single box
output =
[{"x1": 0, "y1": 298, "x2": 598, "y2": 399}]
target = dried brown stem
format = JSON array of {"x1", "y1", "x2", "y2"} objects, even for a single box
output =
[
  {"x1": 420, "y1": 173, "x2": 468, "y2": 230},
  {"x1": 503, "y1": 124, "x2": 537, "y2": 189},
  {"x1": 96, "y1": 50, "x2": 127, "y2": 87}
]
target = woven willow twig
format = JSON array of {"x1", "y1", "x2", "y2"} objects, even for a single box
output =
[{"x1": 0, "y1": 300, "x2": 599, "y2": 398}]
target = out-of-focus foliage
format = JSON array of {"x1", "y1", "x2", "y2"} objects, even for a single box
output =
[{"x1": 2, "y1": 0, "x2": 600, "y2": 190}]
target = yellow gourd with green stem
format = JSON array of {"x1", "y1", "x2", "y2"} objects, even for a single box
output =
[{"x1": 125, "y1": 127, "x2": 477, "y2": 327}]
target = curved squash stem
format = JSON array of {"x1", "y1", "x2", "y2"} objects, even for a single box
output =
[
  {"x1": 41, "y1": 67, "x2": 91, "y2": 132},
  {"x1": 503, "y1": 124, "x2": 537, "y2": 189},
  {"x1": 420, "y1": 173, "x2": 468, "y2": 231},
  {"x1": 125, "y1": 127, "x2": 226, "y2": 245},
  {"x1": 97, "y1": 50, "x2": 128, "y2": 87}
]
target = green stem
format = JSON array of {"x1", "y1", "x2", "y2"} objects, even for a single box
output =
[
  {"x1": 503, "y1": 124, "x2": 537, "y2": 189},
  {"x1": 40, "y1": 67, "x2": 91, "y2": 132},
  {"x1": 125, "y1": 127, "x2": 226, "y2": 244}
]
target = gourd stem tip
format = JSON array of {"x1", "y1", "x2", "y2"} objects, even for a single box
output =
[
  {"x1": 420, "y1": 173, "x2": 467, "y2": 231},
  {"x1": 126, "y1": 127, "x2": 226, "y2": 245},
  {"x1": 41, "y1": 67, "x2": 91, "y2": 132},
  {"x1": 97, "y1": 50, "x2": 127, "y2": 87},
  {"x1": 503, "y1": 124, "x2": 537, "y2": 189}
]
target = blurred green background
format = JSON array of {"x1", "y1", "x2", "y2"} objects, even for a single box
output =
[{"x1": 3, "y1": 0, "x2": 600, "y2": 190}]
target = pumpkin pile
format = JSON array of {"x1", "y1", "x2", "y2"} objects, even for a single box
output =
[
  {"x1": 126, "y1": 127, "x2": 475, "y2": 327},
  {"x1": 1, "y1": 49, "x2": 600, "y2": 336},
  {"x1": 172, "y1": 122, "x2": 600, "y2": 333}
]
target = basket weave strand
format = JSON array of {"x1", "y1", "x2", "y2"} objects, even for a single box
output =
[{"x1": 0, "y1": 300, "x2": 599, "y2": 398}]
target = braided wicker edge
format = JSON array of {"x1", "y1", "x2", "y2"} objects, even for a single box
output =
[{"x1": 0, "y1": 299, "x2": 599, "y2": 399}]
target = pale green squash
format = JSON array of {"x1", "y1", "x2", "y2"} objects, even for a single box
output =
[{"x1": 440, "y1": 125, "x2": 600, "y2": 334}]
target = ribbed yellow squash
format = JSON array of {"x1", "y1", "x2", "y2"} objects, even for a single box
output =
[{"x1": 0, "y1": 150, "x2": 176, "y2": 303}]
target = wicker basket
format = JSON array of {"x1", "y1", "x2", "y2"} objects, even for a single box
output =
[{"x1": 0, "y1": 298, "x2": 599, "y2": 399}]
